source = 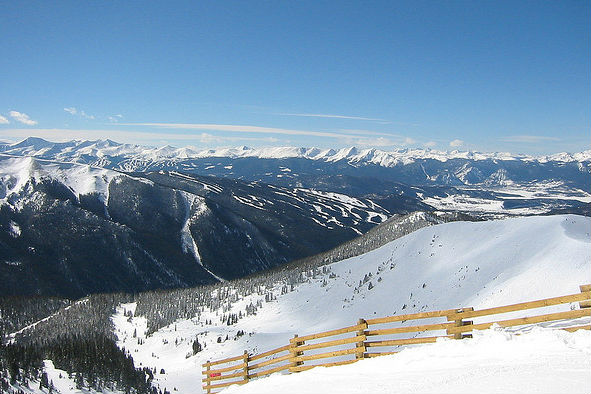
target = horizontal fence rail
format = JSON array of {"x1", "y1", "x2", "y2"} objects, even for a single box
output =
[{"x1": 202, "y1": 284, "x2": 591, "y2": 393}]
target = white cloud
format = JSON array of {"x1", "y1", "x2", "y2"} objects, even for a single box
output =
[
  {"x1": 0, "y1": 128, "x2": 281, "y2": 146},
  {"x1": 337, "y1": 129, "x2": 399, "y2": 137},
  {"x1": 0, "y1": 115, "x2": 9, "y2": 124},
  {"x1": 197, "y1": 133, "x2": 279, "y2": 144},
  {"x1": 424, "y1": 141, "x2": 437, "y2": 148},
  {"x1": 9, "y1": 111, "x2": 37, "y2": 126},
  {"x1": 340, "y1": 134, "x2": 419, "y2": 148},
  {"x1": 108, "y1": 114, "x2": 124, "y2": 122},
  {"x1": 80, "y1": 110, "x2": 95, "y2": 120},
  {"x1": 64, "y1": 107, "x2": 95, "y2": 120},
  {"x1": 277, "y1": 113, "x2": 388, "y2": 122},
  {"x1": 500, "y1": 135, "x2": 560, "y2": 143},
  {"x1": 449, "y1": 139, "x2": 464, "y2": 147},
  {"x1": 341, "y1": 136, "x2": 399, "y2": 147},
  {"x1": 119, "y1": 122, "x2": 421, "y2": 150},
  {"x1": 122, "y1": 122, "x2": 391, "y2": 140}
]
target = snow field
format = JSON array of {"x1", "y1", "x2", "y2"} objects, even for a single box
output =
[
  {"x1": 0, "y1": 156, "x2": 119, "y2": 207},
  {"x1": 222, "y1": 326, "x2": 591, "y2": 394},
  {"x1": 112, "y1": 214, "x2": 590, "y2": 393}
]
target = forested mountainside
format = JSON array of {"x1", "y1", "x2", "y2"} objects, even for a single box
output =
[
  {"x1": 0, "y1": 296, "x2": 70, "y2": 337},
  {"x1": 0, "y1": 210, "x2": 446, "y2": 393},
  {"x1": 0, "y1": 156, "x2": 423, "y2": 298},
  {"x1": 4, "y1": 211, "x2": 444, "y2": 341}
]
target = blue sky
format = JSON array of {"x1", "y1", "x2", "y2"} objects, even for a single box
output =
[{"x1": 0, "y1": 1, "x2": 589, "y2": 154}]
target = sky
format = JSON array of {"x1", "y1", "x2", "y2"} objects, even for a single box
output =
[{"x1": 0, "y1": 1, "x2": 589, "y2": 154}]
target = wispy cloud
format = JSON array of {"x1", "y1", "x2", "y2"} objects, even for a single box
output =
[
  {"x1": 499, "y1": 135, "x2": 560, "y2": 143},
  {"x1": 121, "y1": 122, "x2": 392, "y2": 140},
  {"x1": 9, "y1": 111, "x2": 37, "y2": 126},
  {"x1": 197, "y1": 133, "x2": 279, "y2": 144},
  {"x1": 0, "y1": 122, "x2": 419, "y2": 150},
  {"x1": 0, "y1": 115, "x2": 9, "y2": 125},
  {"x1": 0, "y1": 128, "x2": 281, "y2": 146},
  {"x1": 80, "y1": 111, "x2": 94, "y2": 120},
  {"x1": 339, "y1": 134, "x2": 420, "y2": 148},
  {"x1": 276, "y1": 112, "x2": 389, "y2": 122},
  {"x1": 449, "y1": 139, "x2": 464, "y2": 147},
  {"x1": 118, "y1": 122, "x2": 426, "y2": 149},
  {"x1": 337, "y1": 128, "x2": 398, "y2": 137},
  {"x1": 424, "y1": 141, "x2": 437, "y2": 148},
  {"x1": 64, "y1": 107, "x2": 95, "y2": 120},
  {"x1": 340, "y1": 136, "x2": 399, "y2": 147},
  {"x1": 108, "y1": 114, "x2": 124, "y2": 123}
]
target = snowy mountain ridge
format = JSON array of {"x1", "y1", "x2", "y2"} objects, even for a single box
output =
[
  {"x1": 0, "y1": 155, "x2": 123, "y2": 207},
  {"x1": 3, "y1": 138, "x2": 589, "y2": 214},
  {"x1": 2, "y1": 137, "x2": 590, "y2": 167}
]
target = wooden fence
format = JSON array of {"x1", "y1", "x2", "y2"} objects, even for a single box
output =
[{"x1": 202, "y1": 284, "x2": 591, "y2": 393}]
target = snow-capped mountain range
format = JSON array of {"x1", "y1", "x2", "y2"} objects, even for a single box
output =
[
  {"x1": 1, "y1": 137, "x2": 590, "y2": 217},
  {"x1": 1, "y1": 137, "x2": 590, "y2": 169},
  {"x1": 2, "y1": 137, "x2": 590, "y2": 195}
]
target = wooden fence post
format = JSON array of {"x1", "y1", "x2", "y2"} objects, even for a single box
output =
[
  {"x1": 580, "y1": 284, "x2": 591, "y2": 309},
  {"x1": 447, "y1": 308, "x2": 474, "y2": 339},
  {"x1": 203, "y1": 360, "x2": 211, "y2": 394},
  {"x1": 242, "y1": 350, "x2": 250, "y2": 383},
  {"x1": 356, "y1": 318, "x2": 367, "y2": 360},
  {"x1": 289, "y1": 334, "x2": 304, "y2": 373}
]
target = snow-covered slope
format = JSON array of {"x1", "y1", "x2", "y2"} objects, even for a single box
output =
[
  {"x1": 112, "y1": 214, "x2": 591, "y2": 393},
  {"x1": 223, "y1": 327, "x2": 591, "y2": 394},
  {"x1": 0, "y1": 155, "x2": 121, "y2": 206}
]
